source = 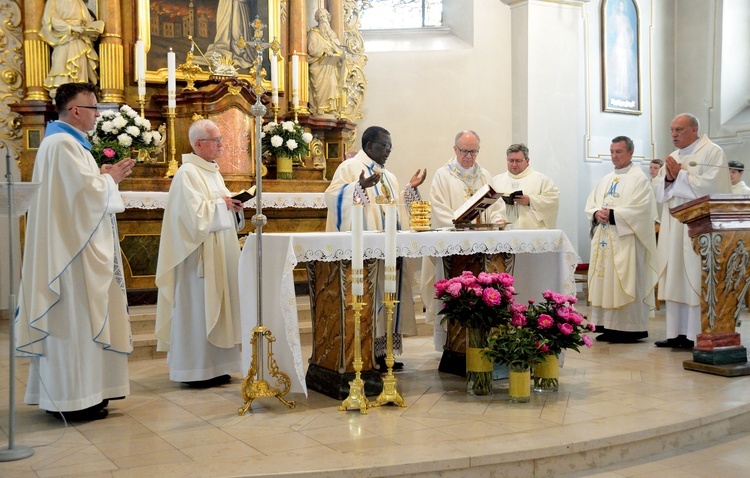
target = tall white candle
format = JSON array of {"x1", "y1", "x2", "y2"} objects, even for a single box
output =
[
  {"x1": 384, "y1": 205, "x2": 397, "y2": 293},
  {"x1": 291, "y1": 54, "x2": 299, "y2": 106},
  {"x1": 351, "y1": 203, "x2": 364, "y2": 295},
  {"x1": 136, "y1": 41, "x2": 146, "y2": 96},
  {"x1": 167, "y1": 49, "x2": 176, "y2": 108},
  {"x1": 270, "y1": 54, "x2": 279, "y2": 105}
]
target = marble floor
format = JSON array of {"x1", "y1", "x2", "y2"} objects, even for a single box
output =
[{"x1": 2, "y1": 306, "x2": 750, "y2": 477}]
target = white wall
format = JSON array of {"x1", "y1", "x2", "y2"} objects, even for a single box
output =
[{"x1": 359, "y1": 0, "x2": 512, "y2": 186}]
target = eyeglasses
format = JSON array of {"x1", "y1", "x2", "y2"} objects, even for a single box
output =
[
  {"x1": 198, "y1": 137, "x2": 223, "y2": 143},
  {"x1": 457, "y1": 148, "x2": 479, "y2": 157},
  {"x1": 507, "y1": 158, "x2": 527, "y2": 164},
  {"x1": 69, "y1": 105, "x2": 99, "y2": 111},
  {"x1": 371, "y1": 140, "x2": 392, "y2": 150}
]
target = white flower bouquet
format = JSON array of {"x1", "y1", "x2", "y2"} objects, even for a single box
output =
[
  {"x1": 89, "y1": 104, "x2": 162, "y2": 166},
  {"x1": 261, "y1": 121, "x2": 313, "y2": 159}
]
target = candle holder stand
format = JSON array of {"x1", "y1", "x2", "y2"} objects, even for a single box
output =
[
  {"x1": 164, "y1": 107, "x2": 178, "y2": 178},
  {"x1": 339, "y1": 292, "x2": 369, "y2": 414},
  {"x1": 269, "y1": 103, "x2": 279, "y2": 123},
  {"x1": 138, "y1": 93, "x2": 146, "y2": 118},
  {"x1": 238, "y1": 17, "x2": 294, "y2": 414},
  {"x1": 371, "y1": 292, "x2": 406, "y2": 408}
]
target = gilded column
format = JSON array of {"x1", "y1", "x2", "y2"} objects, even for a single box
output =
[
  {"x1": 98, "y1": 0, "x2": 124, "y2": 103},
  {"x1": 288, "y1": 0, "x2": 308, "y2": 113},
  {"x1": 22, "y1": 0, "x2": 49, "y2": 101}
]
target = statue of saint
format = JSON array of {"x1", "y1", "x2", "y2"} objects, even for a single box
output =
[
  {"x1": 307, "y1": 8, "x2": 346, "y2": 118},
  {"x1": 40, "y1": 0, "x2": 104, "y2": 97},
  {"x1": 204, "y1": 0, "x2": 256, "y2": 70}
]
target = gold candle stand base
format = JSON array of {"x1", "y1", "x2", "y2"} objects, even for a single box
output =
[
  {"x1": 239, "y1": 326, "x2": 296, "y2": 414},
  {"x1": 138, "y1": 94, "x2": 146, "y2": 118},
  {"x1": 339, "y1": 295, "x2": 369, "y2": 414},
  {"x1": 164, "y1": 108, "x2": 178, "y2": 178},
  {"x1": 371, "y1": 293, "x2": 406, "y2": 408}
]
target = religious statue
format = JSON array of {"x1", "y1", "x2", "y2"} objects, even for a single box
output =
[
  {"x1": 204, "y1": 0, "x2": 256, "y2": 70},
  {"x1": 307, "y1": 8, "x2": 346, "y2": 118},
  {"x1": 40, "y1": 0, "x2": 104, "y2": 97}
]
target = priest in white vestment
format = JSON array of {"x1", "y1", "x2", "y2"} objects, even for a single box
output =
[
  {"x1": 654, "y1": 114, "x2": 731, "y2": 348},
  {"x1": 419, "y1": 130, "x2": 507, "y2": 350},
  {"x1": 586, "y1": 136, "x2": 658, "y2": 343},
  {"x1": 729, "y1": 161, "x2": 750, "y2": 194},
  {"x1": 325, "y1": 126, "x2": 426, "y2": 369},
  {"x1": 155, "y1": 119, "x2": 244, "y2": 385},
  {"x1": 492, "y1": 143, "x2": 559, "y2": 230},
  {"x1": 16, "y1": 83, "x2": 134, "y2": 420}
]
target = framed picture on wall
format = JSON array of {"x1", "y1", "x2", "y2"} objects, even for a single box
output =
[
  {"x1": 138, "y1": 0, "x2": 278, "y2": 87},
  {"x1": 601, "y1": 0, "x2": 641, "y2": 115}
]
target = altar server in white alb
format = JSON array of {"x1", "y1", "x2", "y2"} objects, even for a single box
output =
[
  {"x1": 586, "y1": 136, "x2": 658, "y2": 343},
  {"x1": 16, "y1": 82, "x2": 134, "y2": 421},
  {"x1": 654, "y1": 113, "x2": 731, "y2": 349},
  {"x1": 420, "y1": 130, "x2": 504, "y2": 348},
  {"x1": 729, "y1": 161, "x2": 750, "y2": 194},
  {"x1": 325, "y1": 125, "x2": 426, "y2": 369},
  {"x1": 492, "y1": 143, "x2": 559, "y2": 230},
  {"x1": 155, "y1": 119, "x2": 244, "y2": 386}
]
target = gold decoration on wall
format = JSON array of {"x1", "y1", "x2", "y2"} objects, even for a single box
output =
[
  {"x1": 0, "y1": 0, "x2": 24, "y2": 163},
  {"x1": 99, "y1": 40, "x2": 125, "y2": 104},
  {"x1": 341, "y1": 0, "x2": 368, "y2": 121}
]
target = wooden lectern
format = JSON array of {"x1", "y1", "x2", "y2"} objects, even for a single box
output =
[{"x1": 671, "y1": 194, "x2": 750, "y2": 376}]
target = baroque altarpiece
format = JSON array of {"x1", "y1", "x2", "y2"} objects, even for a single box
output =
[{"x1": 1, "y1": 0, "x2": 368, "y2": 299}]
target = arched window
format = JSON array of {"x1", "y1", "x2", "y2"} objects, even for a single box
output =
[{"x1": 359, "y1": 0, "x2": 442, "y2": 30}]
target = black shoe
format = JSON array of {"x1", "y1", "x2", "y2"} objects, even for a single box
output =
[
  {"x1": 595, "y1": 332, "x2": 612, "y2": 342},
  {"x1": 655, "y1": 338, "x2": 678, "y2": 348},
  {"x1": 183, "y1": 374, "x2": 232, "y2": 388},
  {"x1": 47, "y1": 405, "x2": 109, "y2": 421},
  {"x1": 375, "y1": 356, "x2": 404, "y2": 371},
  {"x1": 673, "y1": 335, "x2": 694, "y2": 349}
]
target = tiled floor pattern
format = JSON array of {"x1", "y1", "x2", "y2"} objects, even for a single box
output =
[{"x1": 2, "y1": 307, "x2": 750, "y2": 477}]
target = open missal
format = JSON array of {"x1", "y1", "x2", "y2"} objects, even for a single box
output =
[
  {"x1": 452, "y1": 183, "x2": 502, "y2": 225},
  {"x1": 231, "y1": 185, "x2": 257, "y2": 203},
  {"x1": 501, "y1": 190, "x2": 523, "y2": 205}
]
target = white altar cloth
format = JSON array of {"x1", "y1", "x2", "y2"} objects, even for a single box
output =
[
  {"x1": 120, "y1": 191, "x2": 326, "y2": 209},
  {"x1": 239, "y1": 229, "x2": 579, "y2": 396}
]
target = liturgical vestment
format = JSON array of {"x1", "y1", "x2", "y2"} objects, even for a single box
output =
[
  {"x1": 655, "y1": 135, "x2": 731, "y2": 341},
  {"x1": 16, "y1": 121, "x2": 131, "y2": 412},
  {"x1": 586, "y1": 164, "x2": 658, "y2": 333},
  {"x1": 155, "y1": 153, "x2": 242, "y2": 382},
  {"x1": 492, "y1": 167, "x2": 560, "y2": 230},
  {"x1": 324, "y1": 150, "x2": 417, "y2": 355}
]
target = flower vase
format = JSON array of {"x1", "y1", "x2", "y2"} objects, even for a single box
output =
[
  {"x1": 276, "y1": 154, "x2": 293, "y2": 180},
  {"x1": 508, "y1": 365, "x2": 531, "y2": 403},
  {"x1": 466, "y1": 327, "x2": 493, "y2": 396},
  {"x1": 533, "y1": 354, "x2": 559, "y2": 393}
]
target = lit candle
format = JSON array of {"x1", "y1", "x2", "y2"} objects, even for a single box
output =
[
  {"x1": 384, "y1": 205, "x2": 397, "y2": 293},
  {"x1": 291, "y1": 54, "x2": 299, "y2": 106},
  {"x1": 167, "y1": 48, "x2": 176, "y2": 109},
  {"x1": 352, "y1": 203, "x2": 364, "y2": 295},
  {"x1": 270, "y1": 53, "x2": 279, "y2": 105},
  {"x1": 136, "y1": 40, "x2": 146, "y2": 96}
]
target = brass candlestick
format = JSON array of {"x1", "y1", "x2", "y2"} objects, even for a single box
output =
[
  {"x1": 138, "y1": 93, "x2": 146, "y2": 118},
  {"x1": 164, "y1": 107, "x2": 178, "y2": 178},
  {"x1": 269, "y1": 103, "x2": 279, "y2": 123},
  {"x1": 239, "y1": 326, "x2": 296, "y2": 414},
  {"x1": 371, "y1": 292, "x2": 406, "y2": 408},
  {"x1": 339, "y1": 293, "x2": 369, "y2": 414}
]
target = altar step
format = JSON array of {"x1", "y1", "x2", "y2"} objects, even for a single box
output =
[{"x1": 128, "y1": 296, "x2": 431, "y2": 361}]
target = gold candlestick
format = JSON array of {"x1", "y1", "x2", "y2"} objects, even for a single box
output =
[
  {"x1": 138, "y1": 94, "x2": 146, "y2": 118},
  {"x1": 164, "y1": 107, "x2": 178, "y2": 178},
  {"x1": 269, "y1": 103, "x2": 279, "y2": 123},
  {"x1": 290, "y1": 102, "x2": 300, "y2": 123},
  {"x1": 371, "y1": 292, "x2": 406, "y2": 408},
  {"x1": 339, "y1": 293, "x2": 369, "y2": 414},
  {"x1": 239, "y1": 326, "x2": 296, "y2": 414}
]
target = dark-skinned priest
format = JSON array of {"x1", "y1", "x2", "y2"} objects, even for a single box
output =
[
  {"x1": 585, "y1": 136, "x2": 658, "y2": 343},
  {"x1": 324, "y1": 125, "x2": 426, "y2": 370}
]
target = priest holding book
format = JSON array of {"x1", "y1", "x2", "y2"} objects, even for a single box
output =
[
  {"x1": 420, "y1": 130, "x2": 507, "y2": 349},
  {"x1": 155, "y1": 119, "x2": 244, "y2": 387},
  {"x1": 491, "y1": 143, "x2": 559, "y2": 230}
]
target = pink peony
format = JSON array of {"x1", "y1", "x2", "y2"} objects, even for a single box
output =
[
  {"x1": 587, "y1": 322, "x2": 596, "y2": 332},
  {"x1": 482, "y1": 287, "x2": 502, "y2": 306},
  {"x1": 103, "y1": 147, "x2": 116, "y2": 158},
  {"x1": 434, "y1": 279, "x2": 449, "y2": 296},
  {"x1": 447, "y1": 282, "x2": 463, "y2": 297},
  {"x1": 511, "y1": 313, "x2": 527, "y2": 326},
  {"x1": 472, "y1": 285, "x2": 483, "y2": 297},
  {"x1": 497, "y1": 273, "x2": 515, "y2": 287},
  {"x1": 537, "y1": 313, "x2": 555, "y2": 329},
  {"x1": 543, "y1": 290, "x2": 553, "y2": 299},
  {"x1": 582, "y1": 334, "x2": 593, "y2": 348},
  {"x1": 510, "y1": 303, "x2": 527, "y2": 314},
  {"x1": 527, "y1": 298, "x2": 535, "y2": 305},
  {"x1": 459, "y1": 274, "x2": 477, "y2": 287},
  {"x1": 557, "y1": 322, "x2": 574, "y2": 335},
  {"x1": 536, "y1": 341, "x2": 549, "y2": 352},
  {"x1": 477, "y1": 272, "x2": 493, "y2": 285}
]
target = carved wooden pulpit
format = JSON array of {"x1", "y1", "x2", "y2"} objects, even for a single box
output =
[{"x1": 671, "y1": 194, "x2": 750, "y2": 376}]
